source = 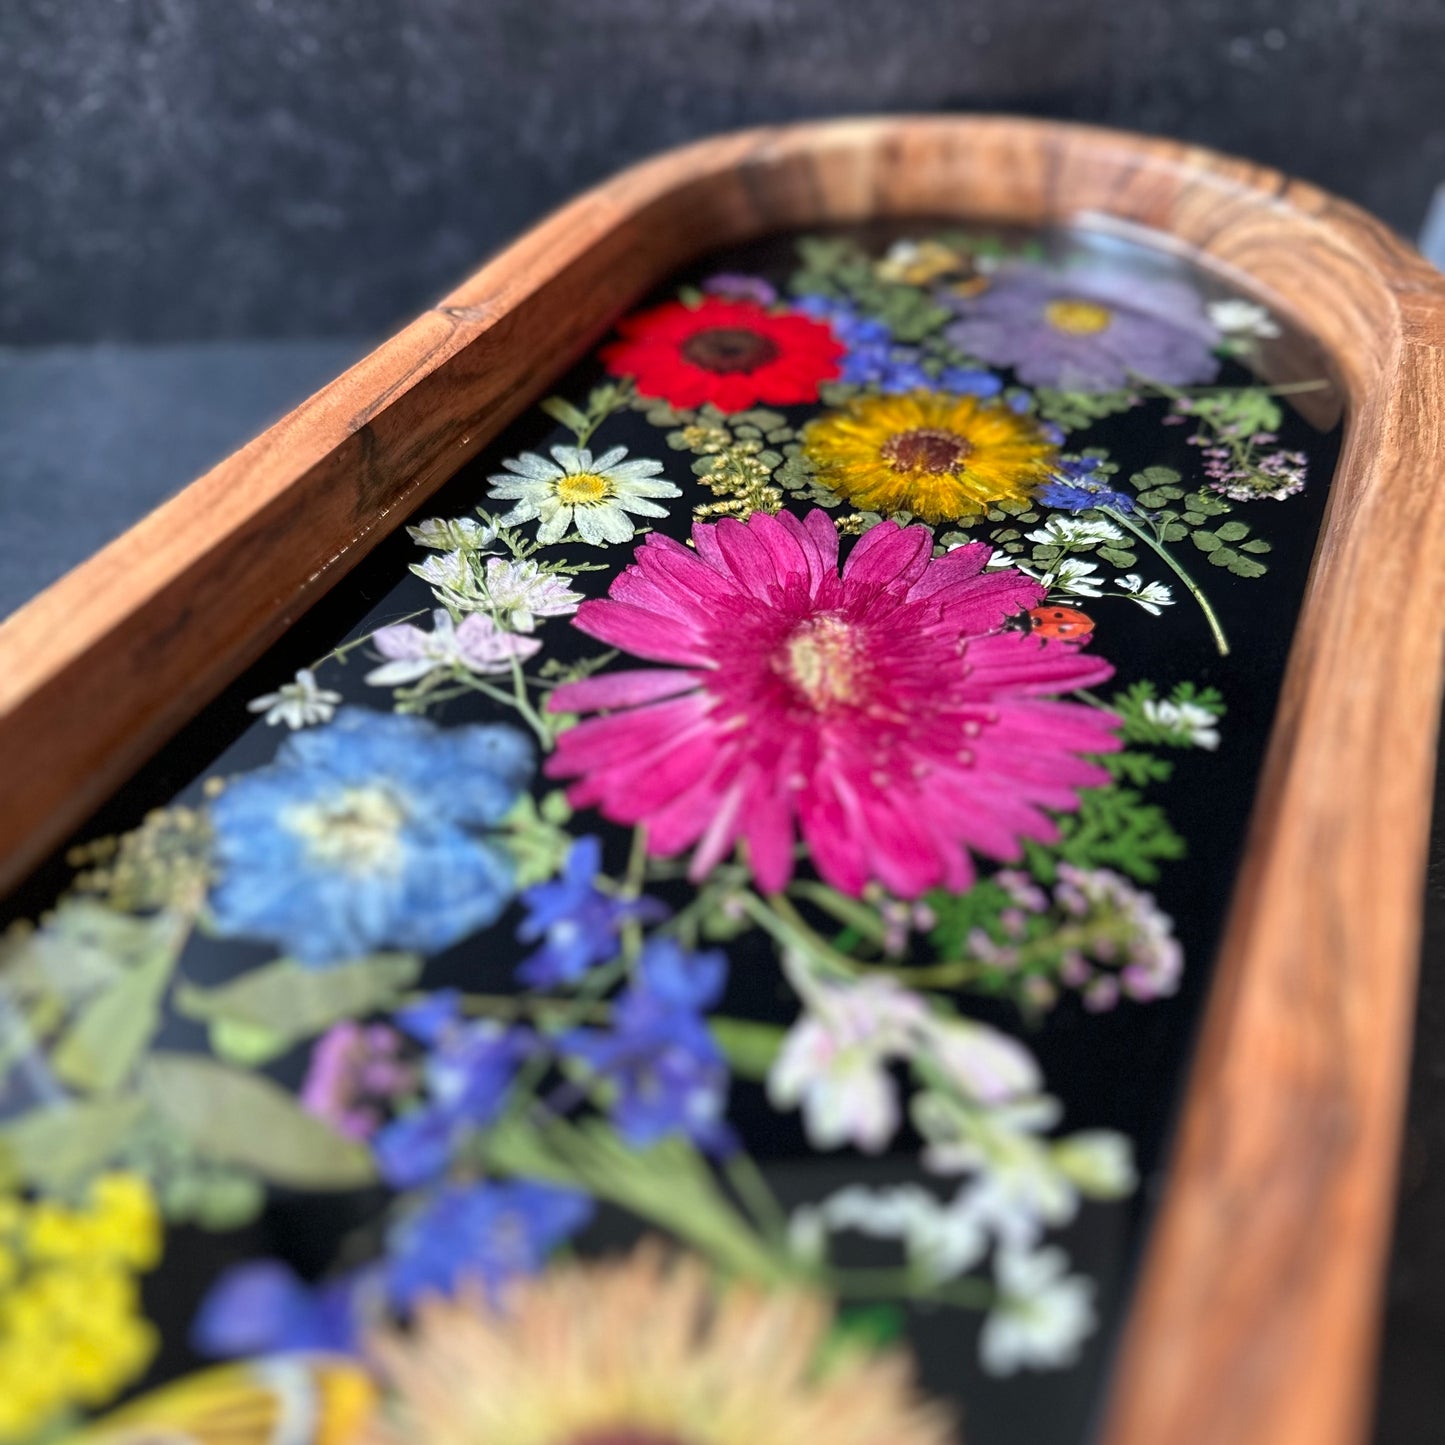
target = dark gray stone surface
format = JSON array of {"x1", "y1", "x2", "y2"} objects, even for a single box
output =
[
  {"x1": 3, "y1": 0, "x2": 1444, "y2": 344},
  {"x1": 0, "y1": 340, "x2": 363, "y2": 614}
]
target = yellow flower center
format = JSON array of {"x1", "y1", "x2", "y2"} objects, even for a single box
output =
[
  {"x1": 557, "y1": 472, "x2": 611, "y2": 506},
  {"x1": 880, "y1": 426, "x2": 974, "y2": 475},
  {"x1": 1044, "y1": 298, "x2": 1113, "y2": 335},
  {"x1": 284, "y1": 786, "x2": 407, "y2": 874},
  {"x1": 781, "y1": 615, "x2": 862, "y2": 709}
]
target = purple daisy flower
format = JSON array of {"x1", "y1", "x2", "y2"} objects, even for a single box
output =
[
  {"x1": 701, "y1": 272, "x2": 778, "y2": 306},
  {"x1": 945, "y1": 264, "x2": 1221, "y2": 391}
]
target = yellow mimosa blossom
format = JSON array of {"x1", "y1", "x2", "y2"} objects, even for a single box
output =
[{"x1": 0, "y1": 1174, "x2": 162, "y2": 1442}]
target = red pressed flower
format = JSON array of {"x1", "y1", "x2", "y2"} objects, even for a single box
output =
[{"x1": 600, "y1": 298, "x2": 845, "y2": 413}]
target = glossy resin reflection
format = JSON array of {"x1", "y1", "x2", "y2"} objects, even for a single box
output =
[{"x1": 0, "y1": 224, "x2": 1341, "y2": 1445}]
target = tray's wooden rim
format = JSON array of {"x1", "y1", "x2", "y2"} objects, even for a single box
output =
[{"x1": 3, "y1": 116, "x2": 1444, "y2": 1445}]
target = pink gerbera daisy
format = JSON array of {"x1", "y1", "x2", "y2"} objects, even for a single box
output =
[{"x1": 546, "y1": 509, "x2": 1120, "y2": 898}]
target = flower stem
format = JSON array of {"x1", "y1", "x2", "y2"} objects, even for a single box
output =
[
  {"x1": 736, "y1": 891, "x2": 862, "y2": 982},
  {"x1": 723, "y1": 1152, "x2": 791, "y2": 1247},
  {"x1": 828, "y1": 1267, "x2": 995, "y2": 1311},
  {"x1": 1103, "y1": 507, "x2": 1230, "y2": 656},
  {"x1": 507, "y1": 655, "x2": 554, "y2": 747}
]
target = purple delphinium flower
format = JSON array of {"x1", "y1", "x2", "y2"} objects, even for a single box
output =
[
  {"x1": 794, "y1": 294, "x2": 1003, "y2": 397},
  {"x1": 384, "y1": 1180, "x2": 594, "y2": 1309},
  {"x1": 515, "y1": 836, "x2": 668, "y2": 989},
  {"x1": 561, "y1": 937, "x2": 734, "y2": 1156},
  {"x1": 1035, "y1": 457, "x2": 1136, "y2": 514},
  {"x1": 945, "y1": 264, "x2": 1221, "y2": 391},
  {"x1": 191, "y1": 1259, "x2": 378, "y2": 1358},
  {"x1": 701, "y1": 272, "x2": 779, "y2": 306},
  {"x1": 371, "y1": 991, "x2": 529, "y2": 1188},
  {"x1": 300, "y1": 1022, "x2": 416, "y2": 1141}
]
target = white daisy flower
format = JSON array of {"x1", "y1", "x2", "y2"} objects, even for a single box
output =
[
  {"x1": 1206, "y1": 298, "x2": 1281, "y2": 340},
  {"x1": 246, "y1": 668, "x2": 342, "y2": 730},
  {"x1": 980, "y1": 1246, "x2": 1097, "y2": 1375},
  {"x1": 481, "y1": 558, "x2": 584, "y2": 632},
  {"x1": 1026, "y1": 517, "x2": 1125, "y2": 548},
  {"x1": 487, "y1": 444, "x2": 681, "y2": 546},
  {"x1": 1114, "y1": 573, "x2": 1175, "y2": 614},
  {"x1": 407, "y1": 515, "x2": 500, "y2": 552},
  {"x1": 364, "y1": 609, "x2": 540, "y2": 687},
  {"x1": 411, "y1": 549, "x2": 483, "y2": 611},
  {"x1": 1141, "y1": 698, "x2": 1221, "y2": 750},
  {"x1": 1042, "y1": 557, "x2": 1104, "y2": 597}
]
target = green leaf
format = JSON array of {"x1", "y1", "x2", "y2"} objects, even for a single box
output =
[
  {"x1": 1185, "y1": 490, "x2": 1232, "y2": 517},
  {"x1": 1191, "y1": 531, "x2": 1222, "y2": 553},
  {"x1": 1096, "y1": 547, "x2": 1137, "y2": 567},
  {"x1": 818, "y1": 1305, "x2": 909, "y2": 1376},
  {"x1": 208, "y1": 1018, "x2": 293, "y2": 1067},
  {"x1": 1215, "y1": 520, "x2": 1250, "y2": 542},
  {"x1": 1131, "y1": 466, "x2": 1182, "y2": 490},
  {"x1": 175, "y1": 953, "x2": 422, "y2": 1062},
  {"x1": 1161, "y1": 522, "x2": 1189, "y2": 542},
  {"x1": 51, "y1": 911, "x2": 188, "y2": 1094},
  {"x1": 1034, "y1": 389, "x2": 1138, "y2": 431},
  {"x1": 1030, "y1": 783, "x2": 1186, "y2": 883},
  {"x1": 539, "y1": 396, "x2": 590, "y2": 435},
  {"x1": 0, "y1": 898, "x2": 153, "y2": 1004},
  {"x1": 1225, "y1": 552, "x2": 1268, "y2": 578},
  {"x1": 710, "y1": 1018, "x2": 785, "y2": 1080},
  {"x1": 0, "y1": 1096, "x2": 147, "y2": 1190},
  {"x1": 500, "y1": 793, "x2": 573, "y2": 888},
  {"x1": 143, "y1": 1053, "x2": 376, "y2": 1190},
  {"x1": 1239, "y1": 538, "x2": 1272, "y2": 554}
]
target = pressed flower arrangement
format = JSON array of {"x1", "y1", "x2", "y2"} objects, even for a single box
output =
[{"x1": 0, "y1": 224, "x2": 1343, "y2": 1445}]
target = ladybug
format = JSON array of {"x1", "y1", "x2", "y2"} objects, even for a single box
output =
[{"x1": 1026, "y1": 605, "x2": 1096, "y2": 646}]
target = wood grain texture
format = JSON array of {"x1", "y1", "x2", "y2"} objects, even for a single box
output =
[{"x1": 1, "y1": 115, "x2": 1443, "y2": 1445}]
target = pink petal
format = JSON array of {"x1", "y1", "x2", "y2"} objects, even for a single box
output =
[
  {"x1": 548, "y1": 668, "x2": 700, "y2": 714},
  {"x1": 570, "y1": 599, "x2": 712, "y2": 666},
  {"x1": 842, "y1": 521, "x2": 933, "y2": 590}
]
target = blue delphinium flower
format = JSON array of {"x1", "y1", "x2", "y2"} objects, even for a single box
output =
[
  {"x1": 208, "y1": 707, "x2": 533, "y2": 966},
  {"x1": 1035, "y1": 457, "x2": 1136, "y2": 514},
  {"x1": 191, "y1": 1259, "x2": 376, "y2": 1358},
  {"x1": 385, "y1": 1180, "x2": 594, "y2": 1309},
  {"x1": 515, "y1": 836, "x2": 668, "y2": 989},
  {"x1": 372, "y1": 990, "x2": 528, "y2": 1189},
  {"x1": 562, "y1": 937, "x2": 734, "y2": 1156},
  {"x1": 795, "y1": 295, "x2": 1002, "y2": 397}
]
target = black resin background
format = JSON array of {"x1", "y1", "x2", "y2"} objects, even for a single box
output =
[{"x1": 2, "y1": 225, "x2": 1345, "y2": 1444}]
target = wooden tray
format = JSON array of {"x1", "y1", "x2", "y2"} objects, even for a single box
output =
[{"x1": 2, "y1": 117, "x2": 1444, "y2": 1445}]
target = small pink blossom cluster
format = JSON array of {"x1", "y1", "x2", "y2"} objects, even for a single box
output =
[
  {"x1": 1172, "y1": 402, "x2": 1307, "y2": 501},
  {"x1": 1053, "y1": 864, "x2": 1182, "y2": 1009},
  {"x1": 300, "y1": 1022, "x2": 416, "y2": 1141},
  {"x1": 962, "y1": 865, "x2": 1182, "y2": 1012},
  {"x1": 878, "y1": 896, "x2": 939, "y2": 957}
]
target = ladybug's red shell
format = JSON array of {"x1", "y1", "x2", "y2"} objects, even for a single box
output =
[{"x1": 1027, "y1": 606, "x2": 1096, "y2": 645}]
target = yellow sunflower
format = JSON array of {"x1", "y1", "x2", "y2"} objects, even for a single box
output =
[
  {"x1": 362, "y1": 1243, "x2": 958, "y2": 1445},
  {"x1": 802, "y1": 391, "x2": 1058, "y2": 523}
]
